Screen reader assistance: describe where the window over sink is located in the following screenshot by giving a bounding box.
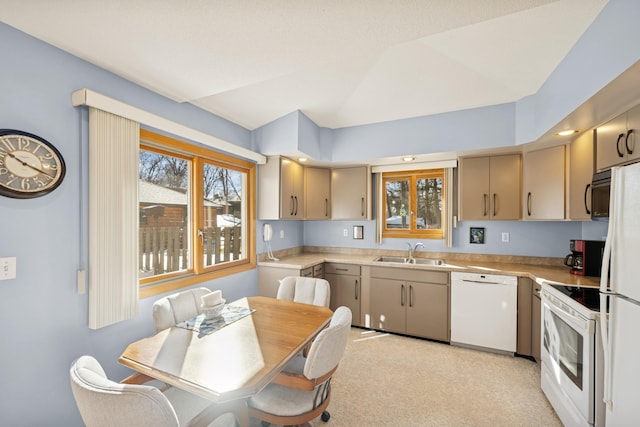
[381,169,445,239]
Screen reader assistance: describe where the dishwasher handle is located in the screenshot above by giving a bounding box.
[458,279,505,285]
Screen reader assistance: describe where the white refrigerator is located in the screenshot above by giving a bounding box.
[599,161,640,426]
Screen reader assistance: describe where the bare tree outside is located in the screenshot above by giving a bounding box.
[139,149,245,279]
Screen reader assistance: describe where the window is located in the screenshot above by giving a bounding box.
[382,169,444,239]
[139,129,255,297]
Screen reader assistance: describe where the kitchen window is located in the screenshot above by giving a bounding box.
[382,169,444,239]
[139,129,255,297]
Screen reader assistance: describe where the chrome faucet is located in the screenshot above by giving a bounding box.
[406,242,424,263]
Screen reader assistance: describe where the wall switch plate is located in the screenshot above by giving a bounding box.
[501,232,510,243]
[0,257,17,280]
[279,229,285,239]
[343,228,349,237]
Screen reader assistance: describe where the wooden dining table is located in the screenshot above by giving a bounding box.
[119,296,332,424]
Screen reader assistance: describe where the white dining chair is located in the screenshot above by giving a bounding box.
[152,287,213,332]
[247,306,351,426]
[70,355,245,427]
[276,276,331,307]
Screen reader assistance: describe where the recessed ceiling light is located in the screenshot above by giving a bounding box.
[557,129,578,136]
[402,156,415,162]
[298,157,308,162]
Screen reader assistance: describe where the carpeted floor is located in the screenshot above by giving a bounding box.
[267,327,562,427]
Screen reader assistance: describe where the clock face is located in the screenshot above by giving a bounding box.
[0,129,66,199]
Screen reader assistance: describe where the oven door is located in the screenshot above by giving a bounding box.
[541,291,596,425]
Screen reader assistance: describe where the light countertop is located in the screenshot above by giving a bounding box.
[258,251,601,288]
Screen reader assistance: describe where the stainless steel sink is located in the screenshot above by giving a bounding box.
[373,256,447,266]
[374,256,411,263]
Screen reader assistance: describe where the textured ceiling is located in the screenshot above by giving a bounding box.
[1,0,608,130]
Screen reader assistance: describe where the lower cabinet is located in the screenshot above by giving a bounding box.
[531,281,542,363]
[369,267,449,342]
[517,277,533,356]
[325,263,362,327]
[258,263,323,298]
[516,276,541,362]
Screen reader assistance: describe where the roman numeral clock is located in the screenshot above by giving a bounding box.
[0,129,65,199]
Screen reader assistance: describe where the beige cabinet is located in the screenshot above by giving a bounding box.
[523,145,566,220]
[257,263,323,297]
[325,263,362,326]
[304,167,331,219]
[531,281,541,363]
[516,277,542,362]
[331,166,371,220]
[568,131,595,220]
[369,267,449,342]
[596,104,640,171]
[258,156,304,219]
[458,154,521,220]
[517,277,532,357]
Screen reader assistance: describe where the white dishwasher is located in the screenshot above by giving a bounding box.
[450,272,518,354]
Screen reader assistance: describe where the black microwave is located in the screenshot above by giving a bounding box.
[591,169,611,220]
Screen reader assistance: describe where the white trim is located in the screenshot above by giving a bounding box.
[72,88,266,164]
[371,160,457,173]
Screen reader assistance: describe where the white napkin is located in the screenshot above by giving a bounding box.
[201,290,222,307]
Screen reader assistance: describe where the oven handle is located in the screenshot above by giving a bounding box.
[541,292,594,333]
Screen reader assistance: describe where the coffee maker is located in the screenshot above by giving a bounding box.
[564,239,605,276]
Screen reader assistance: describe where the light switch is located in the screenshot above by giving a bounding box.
[0,257,17,280]
[501,232,510,243]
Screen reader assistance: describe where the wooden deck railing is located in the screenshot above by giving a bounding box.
[139,226,241,275]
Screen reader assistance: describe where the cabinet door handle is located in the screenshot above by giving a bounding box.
[409,285,414,307]
[400,284,405,307]
[361,197,365,217]
[616,133,625,157]
[482,194,487,217]
[290,195,295,216]
[355,279,359,300]
[527,192,532,216]
[295,196,298,215]
[626,129,635,155]
[584,183,591,215]
[492,193,497,217]
[325,198,328,217]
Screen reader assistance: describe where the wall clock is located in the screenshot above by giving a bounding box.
[0,129,66,199]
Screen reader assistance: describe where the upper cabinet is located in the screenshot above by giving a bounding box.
[258,156,304,220]
[331,166,371,220]
[458,154,521,221]
[522,145,566,220]
[596,104,640,171]
[304,167,331,219]
[568,131,595,220]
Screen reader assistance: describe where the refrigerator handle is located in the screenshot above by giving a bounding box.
[599,166,617,411]
[600,293,613,411]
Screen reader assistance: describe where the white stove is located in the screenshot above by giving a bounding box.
[540,281,604,427]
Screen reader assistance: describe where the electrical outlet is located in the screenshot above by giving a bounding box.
[280,229,285,239]
[343,228,348,237]
[501,232,510,243]
[0,257,17,280]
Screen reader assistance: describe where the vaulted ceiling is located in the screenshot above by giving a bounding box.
[1,0,608,130]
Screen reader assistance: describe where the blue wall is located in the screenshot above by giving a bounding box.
[0,23,257,426]
[0,0,637,424]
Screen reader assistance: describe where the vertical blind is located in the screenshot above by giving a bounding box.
[88,108,139,329]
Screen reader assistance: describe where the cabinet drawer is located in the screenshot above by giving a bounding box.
[300,267,313,277]
[324,263,360,276]
[313,263,324,277]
